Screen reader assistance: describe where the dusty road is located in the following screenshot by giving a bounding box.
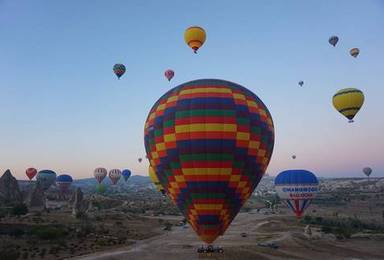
[73,213,384,260]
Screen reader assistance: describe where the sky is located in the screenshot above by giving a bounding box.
[0,0,383,179]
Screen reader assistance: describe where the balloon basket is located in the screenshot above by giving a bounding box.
[197,245,224,256]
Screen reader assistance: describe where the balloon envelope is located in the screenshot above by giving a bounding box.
[164,69,175,81]
[332,88,364,122]
[56,174,73,192]
[328,35,339,47]
[144,79,274,244]
[350,48,360,58]
[109,169,121,185]
[148,165,165,194]
[26,168,37,180]
[275,169,319,218]
[184,26,206,53]
[94,167,107,184]
[96,184,106,194]
[37,170,57,190]
[122,169,131,182]
[113,64,126,79]
[363,167,372,177]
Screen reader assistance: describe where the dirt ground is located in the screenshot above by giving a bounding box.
[72,212,384,260]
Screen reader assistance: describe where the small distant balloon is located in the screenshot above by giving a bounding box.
[328,35,339,47]
[94,167,107,184]
[37,170,57,190]
[122,169,131,182]
[184,26,206,53]
[26,168,37,180]
[298,81,304,87]
[96,184,106,194]
[350,48,360,58]
[113,64,126,79]
[332,88,364,123]
[164,69,175,82]
[363,167,372,177]
[138,158,142,163]
[56,174,73,192]
[292,155,296,159]
[109,169,121,185]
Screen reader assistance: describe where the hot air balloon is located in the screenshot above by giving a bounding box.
[109,169,121,185]
[94,167,107,184]
[122,169,131,182]
[138,158,142,163]
[164,69,175,82]
[56,174,73,192]
[363,167,372,177]
[292,155,296,159]
[298,81,304,87]
[350,48,360,58]
[36,170,57,190]
[332,88,364,123]
[96,184,106,194]
[26,168,37,181]
[275,169,319,218]
[113,64,126,79]
[184,26,206,53]
[144,79,274,244]
[328,35,339,47]
[148,165,165,195]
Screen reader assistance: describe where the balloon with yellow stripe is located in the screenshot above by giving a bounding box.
[332,88,364,123]
[144,79,274,244]
[148,165,165,195]
[184,26,206,53]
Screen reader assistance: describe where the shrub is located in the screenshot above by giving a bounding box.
[0,246,20,260]
[30,226,67,240]
[12,203,28,216]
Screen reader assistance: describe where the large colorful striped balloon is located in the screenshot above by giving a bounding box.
[275,169,319,218]
[144,79,274,244]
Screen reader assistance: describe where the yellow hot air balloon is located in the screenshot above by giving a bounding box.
[148,165,165,194]
[332,88,364,123]
[184,26,206,53]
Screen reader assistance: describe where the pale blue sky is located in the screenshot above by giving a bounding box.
[0,0,383,179]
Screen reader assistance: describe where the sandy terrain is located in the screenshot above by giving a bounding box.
[72,213,384,260]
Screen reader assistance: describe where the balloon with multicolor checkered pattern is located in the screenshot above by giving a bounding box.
[144,79,275,244]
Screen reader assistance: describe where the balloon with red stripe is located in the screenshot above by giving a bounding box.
[109,169,121,185]
[144,79,274,244]
[274,169,319,218]
[94,167,107,184]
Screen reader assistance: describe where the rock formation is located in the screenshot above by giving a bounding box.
[27,181,46,209]
[0,169,23,206]
[72,188,89,217]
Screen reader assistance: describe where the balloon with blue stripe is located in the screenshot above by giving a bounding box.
[56,174,73,192]
[122,169,131,182]
[274,169,319,218]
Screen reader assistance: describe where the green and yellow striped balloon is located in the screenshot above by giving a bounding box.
[332,88,364,123]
